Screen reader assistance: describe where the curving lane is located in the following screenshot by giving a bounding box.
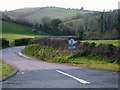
[0,46,119,88]
[1,46,79,71]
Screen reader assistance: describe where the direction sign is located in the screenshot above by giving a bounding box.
[68,39,76,51]
[68,39,76,45]
[69,46,76,49]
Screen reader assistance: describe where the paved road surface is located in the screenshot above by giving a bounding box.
[0,46,119,88]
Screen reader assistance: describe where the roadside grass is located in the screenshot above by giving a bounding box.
[0,60,15,78]
[81,40,119,46]
[22,44,69,63]
[68,56,119,71]
[22,44,119,71]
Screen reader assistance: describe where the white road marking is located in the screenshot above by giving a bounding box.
[21,72,24,74]
[18,52,30,59]
[56,70,90,84]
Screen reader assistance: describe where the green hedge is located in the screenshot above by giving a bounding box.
[0,38,9,48]
[22,43,120,71]
[22,44,70,63]
[29,37,68,50]
[14,38,32,46]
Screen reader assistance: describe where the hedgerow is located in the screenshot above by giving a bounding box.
[22,37,119,64]
[14,38,32,46]
[0,38,9,48]
[22,44,70,63]
[29,37,68,49]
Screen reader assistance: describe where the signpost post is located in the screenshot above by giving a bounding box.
[68,39,76,55]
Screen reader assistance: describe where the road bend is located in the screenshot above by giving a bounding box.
[0,46,119,88]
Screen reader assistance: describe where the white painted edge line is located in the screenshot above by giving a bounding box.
[56,70,90,84]
[21,72,24,74]
[18,52,30,59]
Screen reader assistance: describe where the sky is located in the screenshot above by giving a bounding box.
[0,0,119,11]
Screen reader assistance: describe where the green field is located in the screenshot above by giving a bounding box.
[0,60,15,78]
[2,33,41,41]
[5,7,94,23]
[81,40,119,46]
[1,20,49,41]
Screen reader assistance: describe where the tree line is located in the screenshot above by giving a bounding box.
[1,9,120,40]
[64,10,119,39]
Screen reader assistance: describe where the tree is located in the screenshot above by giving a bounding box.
[118,9,120,39]
[98,11,105,33]
[76,30,84,40]
[41,17,51,27]
[41,17,51,32]
[51,19,62,28]
[80,7,84,10]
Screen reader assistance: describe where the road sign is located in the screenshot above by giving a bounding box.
[68,39,76,45]
[68,39,76,52]
[69,46,76,49]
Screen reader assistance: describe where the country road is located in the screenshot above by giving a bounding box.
[0,46,119,88]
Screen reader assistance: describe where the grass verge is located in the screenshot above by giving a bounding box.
[81,40,119,46]
[22,44,119,71]
[68,56,119,71]
[0,60,15,78]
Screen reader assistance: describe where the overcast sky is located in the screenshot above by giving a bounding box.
[0,0,119,11]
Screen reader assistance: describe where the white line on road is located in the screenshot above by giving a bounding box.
[21,72,24,74]
[18,52,30,59]
[56,70,90,84]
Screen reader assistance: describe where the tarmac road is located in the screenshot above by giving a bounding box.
[0,46,119,88]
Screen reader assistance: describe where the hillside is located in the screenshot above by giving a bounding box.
[4,7,95,23]
[1,7,118,40]
[1,20,49,40]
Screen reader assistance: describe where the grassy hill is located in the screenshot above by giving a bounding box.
[4,7,95,23]
[1,20,49,40]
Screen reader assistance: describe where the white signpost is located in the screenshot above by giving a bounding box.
[68,39,76,55]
